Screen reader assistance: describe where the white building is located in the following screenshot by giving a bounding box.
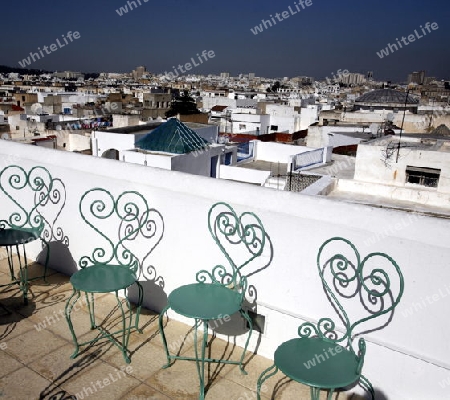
[332,134,450,208]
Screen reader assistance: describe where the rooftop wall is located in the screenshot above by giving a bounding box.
[0,140,449,399]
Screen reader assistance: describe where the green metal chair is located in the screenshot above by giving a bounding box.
[65,188,164,363]
[0,165,62,304]
[159,202,273,399]
[257,237,404,400]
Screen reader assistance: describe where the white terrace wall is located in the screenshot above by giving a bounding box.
[0,141,449,399]
[255,141,317,163]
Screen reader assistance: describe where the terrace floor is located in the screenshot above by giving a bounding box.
[0,257,362,400]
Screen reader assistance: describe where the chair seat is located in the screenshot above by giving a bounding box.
[70,264,137,293]
[0,228,39,246]
[274,337,360,389]
[168,283,242,320]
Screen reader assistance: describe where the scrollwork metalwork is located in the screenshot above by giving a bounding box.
[204,202,272,298]
[300,237,404,352]
[79,188,164,276]
[0,165,68,247]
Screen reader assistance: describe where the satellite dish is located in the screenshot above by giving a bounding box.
[30,103,43,115]
[55,125,62,131]
[386,113,395,122]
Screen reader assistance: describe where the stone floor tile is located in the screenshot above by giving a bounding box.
[204,377,269,400]
[121,383,172,399]
[0,350,23,379]
[0,310,37,342]
[0,366,55,400]
[3,326,68,364]
[28,342,102,383]
[106,339,170,382]
[61,360,141,400]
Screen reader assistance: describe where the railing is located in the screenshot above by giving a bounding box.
[236,141,255,162]
[291,148,324,171]
[0,140,450,399]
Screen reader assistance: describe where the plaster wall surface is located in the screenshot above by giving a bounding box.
[255,141,317,163]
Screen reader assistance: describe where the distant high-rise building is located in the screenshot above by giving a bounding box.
[220,72,230,78]
[132,66,147,80]
[53,71,84,79]
[248,73,256,80]
[340,72,366,85]
[408,70,426,85]
[367,71,373,80]
[424,76,437,85]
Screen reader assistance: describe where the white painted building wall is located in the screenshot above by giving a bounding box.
[120,149,172,169]
[255,141,319,164]
[347,137,450,207]
[91,130,144,157]
[112,114,141,128]
[219,164,270,185]
[1,141,450,399]
[307,125,371,148]
[201,96,237,111]
[299,106,319,130]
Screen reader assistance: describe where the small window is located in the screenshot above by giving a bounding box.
[239,124,246,130]
[270,125,278,131]
[406,166,440,188]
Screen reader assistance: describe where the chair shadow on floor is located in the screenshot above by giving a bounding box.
[38,349,104,400]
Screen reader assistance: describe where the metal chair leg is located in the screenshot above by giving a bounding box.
[360,374,375,399]
[310,387,321,400]
[159,304,172,368]
[85,292,96,329]
[256,363,278,400]
[239,309,253,374]
[6,246,15,280]
[65,288,82,359]
[115,291,131,364]
[193,318,208,400]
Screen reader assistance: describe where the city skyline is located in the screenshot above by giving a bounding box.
[1,0,449,81]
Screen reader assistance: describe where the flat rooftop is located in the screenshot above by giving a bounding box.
[364,135,450,152]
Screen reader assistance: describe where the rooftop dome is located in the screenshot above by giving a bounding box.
[431,124,450,137]
[135,118,209,154]
[355,89,419,104]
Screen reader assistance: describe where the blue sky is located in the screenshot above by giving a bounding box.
[2,0,449,81]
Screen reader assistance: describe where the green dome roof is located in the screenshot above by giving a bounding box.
[135,118,209,154]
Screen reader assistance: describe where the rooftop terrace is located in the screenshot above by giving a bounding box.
[0,257,360,400]
[0,140,449,399]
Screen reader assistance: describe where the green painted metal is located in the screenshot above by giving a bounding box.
[257,237,404,400]
[159,202,273,399]
[135,118,209,154]
[0,165,64,304]
[65,188,163,363]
